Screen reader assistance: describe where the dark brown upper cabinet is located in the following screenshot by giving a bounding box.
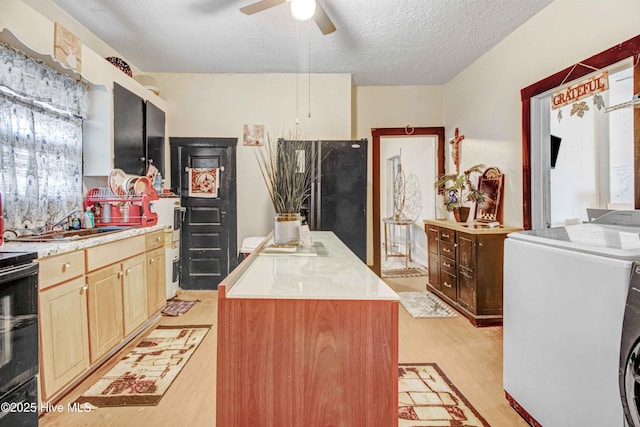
[113,83,165,177]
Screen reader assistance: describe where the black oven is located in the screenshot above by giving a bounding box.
[0,251,38,427]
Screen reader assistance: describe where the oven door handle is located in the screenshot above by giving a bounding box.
[0,262,38,285]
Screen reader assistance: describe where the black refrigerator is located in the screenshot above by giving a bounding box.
[293,139,368,262]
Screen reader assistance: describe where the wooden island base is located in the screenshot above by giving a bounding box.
[216,232,399,427]
[217,298,398,426]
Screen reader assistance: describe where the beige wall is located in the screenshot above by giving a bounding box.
[7,0,640,264]
[353,86,444,263]
[152,72,352,242]
[443,0,640,227]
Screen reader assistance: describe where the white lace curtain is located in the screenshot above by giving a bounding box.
[0,43,88,231]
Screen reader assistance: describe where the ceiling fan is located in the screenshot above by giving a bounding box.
[240,0,336,35]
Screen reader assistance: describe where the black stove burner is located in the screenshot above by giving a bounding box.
[0,251,37,269]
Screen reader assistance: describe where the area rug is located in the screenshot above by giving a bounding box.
[161,298,198,316]
[382,267,428,278]
[398,291,457,318]
[399,363,490,427]
[76,325,210,406]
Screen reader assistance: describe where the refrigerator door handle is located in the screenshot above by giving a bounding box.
[310,178,316,229]
[316,181,321,229]
[316,142,322,230]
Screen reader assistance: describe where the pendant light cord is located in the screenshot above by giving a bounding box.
[308,33,311,118]
[295,21,300,128]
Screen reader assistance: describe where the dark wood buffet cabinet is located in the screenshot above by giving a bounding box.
[424,220,521,326]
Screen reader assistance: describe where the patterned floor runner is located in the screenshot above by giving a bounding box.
[161,299,198,316]
[397,291,457,318]
[399,363,491,426]
[77,325,210,406]
[382,267,429,278]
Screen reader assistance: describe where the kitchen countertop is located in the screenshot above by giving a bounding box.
[423,219,522,234]
[1,225,165,258]
[226,231,399,300]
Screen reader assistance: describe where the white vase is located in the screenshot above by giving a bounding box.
[274,213,301,245]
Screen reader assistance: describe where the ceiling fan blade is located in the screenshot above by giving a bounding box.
[313,3,336,35]
[240,0,288,15]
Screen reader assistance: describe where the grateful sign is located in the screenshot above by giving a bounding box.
[551,71,608,110]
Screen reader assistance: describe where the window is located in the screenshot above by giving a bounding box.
[530,61,635,227]
[0,43,88,231]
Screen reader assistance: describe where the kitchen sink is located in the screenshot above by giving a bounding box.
[13,226,134,242]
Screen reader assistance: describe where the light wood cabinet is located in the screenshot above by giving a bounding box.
[424,220,520,326]
[39,276,90,400]
[122,254,148,335]
[86,263,124,363]
[146,247,166,315]
[145,229,166,315]
[37,229,167,401]
[145,229,164,250]
[39,251,85,291]
[85,235,145,272]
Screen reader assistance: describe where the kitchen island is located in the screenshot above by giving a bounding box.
[217,231,399,427]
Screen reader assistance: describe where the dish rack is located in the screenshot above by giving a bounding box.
[84,187,159,227]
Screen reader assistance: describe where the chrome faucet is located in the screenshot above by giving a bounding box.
[48,208,83,231]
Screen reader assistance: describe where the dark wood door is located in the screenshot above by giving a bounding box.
[170,137,237,290]
[145,101,165,177]
[113,83,145,175]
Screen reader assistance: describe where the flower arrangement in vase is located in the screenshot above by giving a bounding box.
[434,164,487,222]
[255,133,318,244]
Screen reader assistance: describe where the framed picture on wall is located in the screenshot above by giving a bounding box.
[243,124,265,146]
[475,167,504,223]
[54,23,82,72]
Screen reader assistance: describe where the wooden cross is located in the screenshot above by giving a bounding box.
[449,128,465,173]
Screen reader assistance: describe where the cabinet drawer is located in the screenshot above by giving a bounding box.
[86,235,145,272]
[145,230,165,251]
[439,228,455,243]
[39,251,86,290]
[440,256,456,275]
[439,241,456,258]
[441,270,457,301]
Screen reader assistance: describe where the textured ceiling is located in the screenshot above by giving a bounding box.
[47,0,552,86]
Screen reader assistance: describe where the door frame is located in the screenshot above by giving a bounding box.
[520,34,640,230]
[371,127,445,276]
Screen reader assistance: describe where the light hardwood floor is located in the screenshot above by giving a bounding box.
[40,278,528,427]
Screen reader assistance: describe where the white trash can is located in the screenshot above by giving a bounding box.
[239,236,265,260]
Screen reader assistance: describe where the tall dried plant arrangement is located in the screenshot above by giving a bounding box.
[255,134,318,214]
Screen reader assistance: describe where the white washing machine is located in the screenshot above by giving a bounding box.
[504,211,640,427]
[620,262,640,427]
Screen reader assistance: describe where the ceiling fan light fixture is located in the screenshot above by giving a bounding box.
[290,0,316,21]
